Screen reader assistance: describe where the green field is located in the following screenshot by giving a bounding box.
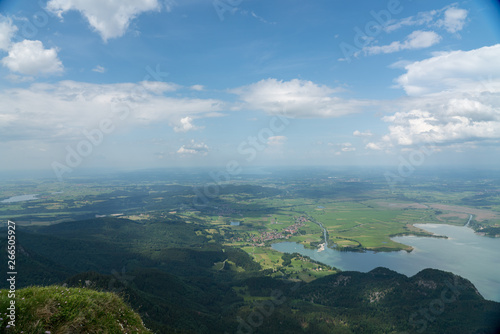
[2,170,500,278]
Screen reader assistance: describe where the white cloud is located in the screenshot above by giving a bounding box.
[232,78,366,118]
[0,15,63,77]
[353,130,373,137]
[92,65,106,73]
[4,74,35,83]
[267,135,287,146]
[139,80,179,94]
[46,0,161,41]
[362,31,441,55]
[262,135,288,157]
[177,140,209,155]
[366,142,382,150]
[385,9,437,33]
[388,60,413,69]
[190,84,204,91]
[437,7,468,33]
[163,0,176,13]
[381,103,500,146]
[0,15,17,51]
[0,81,223,142]
[340,142,355,152]
[1,40,63,76]
[404,31,442,49]
[250,11,276,25]
[354,5,467,60]
[328,142,356,153]
[174,116,199,133]
[385,5,468,34]
[372,44,500,149]
[396,44,500,96]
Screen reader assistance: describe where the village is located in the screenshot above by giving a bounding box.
[248,215,307,245]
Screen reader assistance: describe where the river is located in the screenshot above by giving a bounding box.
[272,222,500,302]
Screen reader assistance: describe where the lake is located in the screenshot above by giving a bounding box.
[272,223,500,302]
[1,194,39,203]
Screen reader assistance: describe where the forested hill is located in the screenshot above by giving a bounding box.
[1,217,499,333]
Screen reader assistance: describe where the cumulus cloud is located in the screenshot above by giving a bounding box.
[46,0,161,41]
[0,81,223,142]
[231,78,367,118]
[0,15,17,51]
[437,7,468,33]
[1,40,63,76]
[174,116,199,133]
[396,44,500,96]
[362,30,441,55]
[371,44,500,149]
[177,140,209,155]
[366,142,382,150]
[381,98,500,146]
[0,15,63,77]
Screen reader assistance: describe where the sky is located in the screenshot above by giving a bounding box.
[0,0,500,179]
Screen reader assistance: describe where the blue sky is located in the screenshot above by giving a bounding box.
[0,0,500,179]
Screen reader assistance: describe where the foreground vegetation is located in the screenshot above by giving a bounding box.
[0,286,151,333]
